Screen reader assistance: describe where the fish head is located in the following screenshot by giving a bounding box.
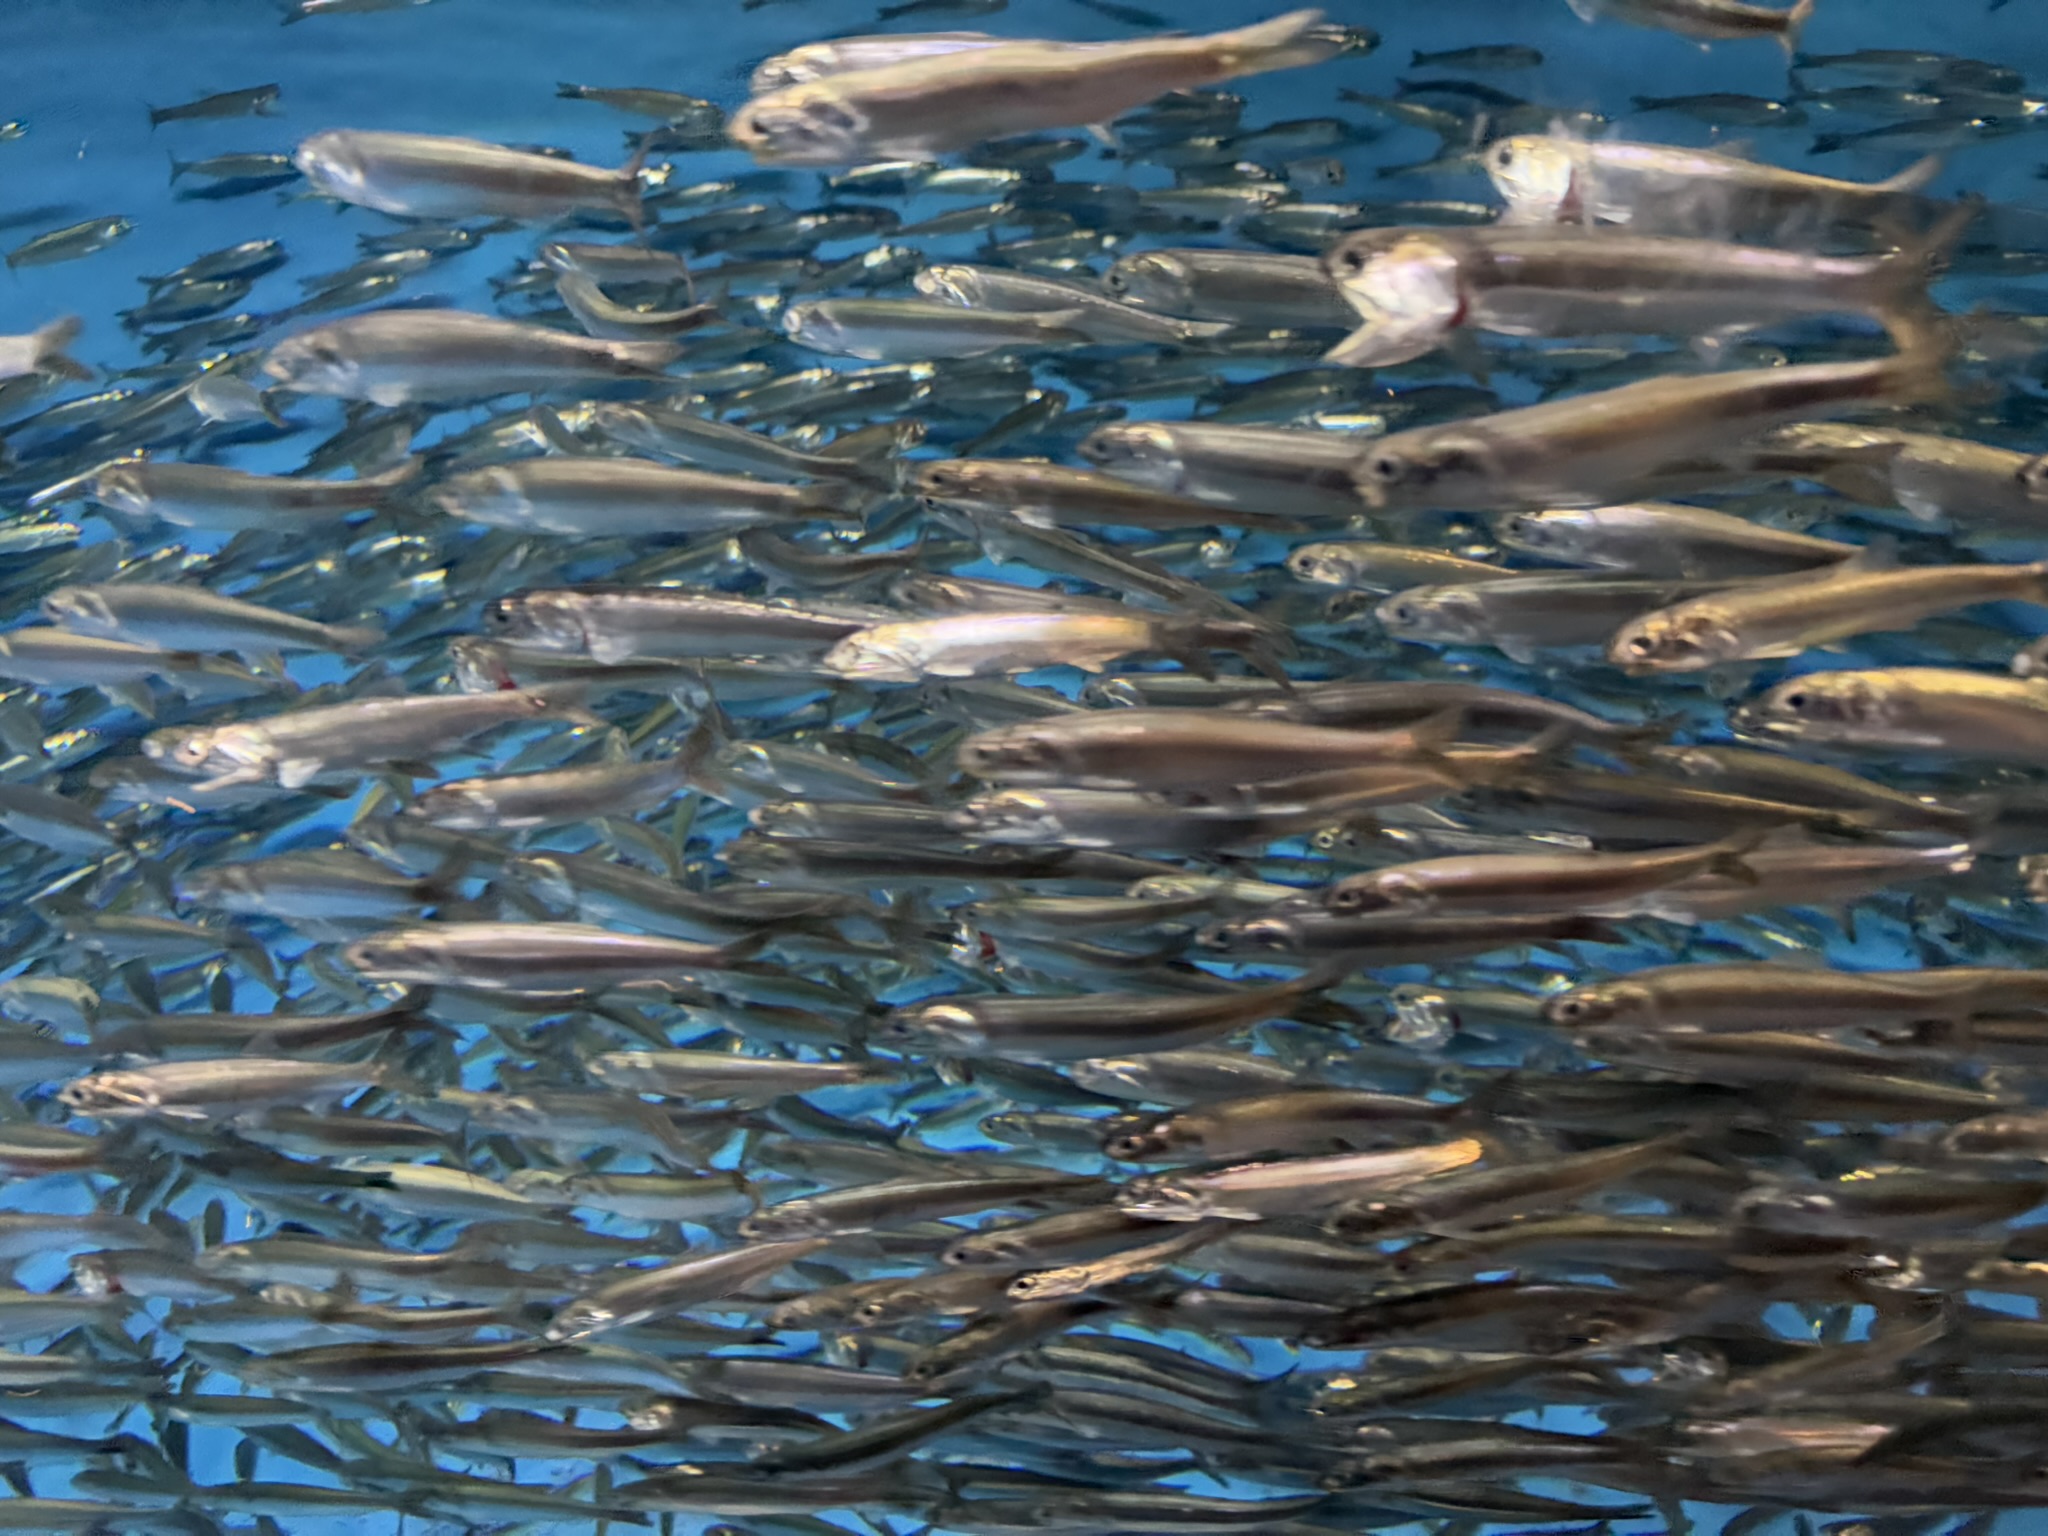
[1740,670,1898,740]
[1374,585,1485,646]
[448,639,517,693]
[341,932,443,985]
[2018,452,2048,502]
[954,727,1069,783]
[406,783,499,832]
[1323,227,1421,286]
[912,459,993,507]
[58,1071,161,1117]
[38,586,117,637]
[1325,874,1408,915]
[736,1206,827,1241]
[749,44,836,95]
[1323,236,1464,368]
[1485,134,1578,223]
[820,630,919,682]
[1541,980,1651,1029]
[293,130,374,204]
[170,866,258,908]
[142,725,232,777]
[1493,509,1588,560]
[1201,916,1300,953]
[945,791,1066,844]
[480,593,585,654]
[544,1299,614,1342]
[430,468,522,526]
[746,801,824,838]
[780,301,840,353]
[1102,1119,1187,1161]
[1114,1181,1214,1221]
[943,1225,1034,1266]
[729,88,871,167]
[1077,421,1182,490]
[911,264,980,307]
[262,326,361,397]
[1353,430,1489,511]
[1286,543,1363,587]
[88,464,152,518]
[874,1002,984,1053]
[1608,611,1736,674]
[1102,251,1196,313]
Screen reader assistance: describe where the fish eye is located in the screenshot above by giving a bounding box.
[1366,452,1407,484]
[1384,600,1417,624]
[1626,635,1656,657]
[1492,144,1515,169]
[1781,690,1808,711]
[1334,247,1367,274]
[1104,270,1128,292]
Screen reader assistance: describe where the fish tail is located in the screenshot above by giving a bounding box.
[30,316,91,382]
[1778,0,1816,58]
[1216,8,1338,74]
[1876,153,1944,196]
[796,480,877,524]
[362,455,425,503]
[325,623,387,656]
[617,138,651,234]
[605,338,684,375]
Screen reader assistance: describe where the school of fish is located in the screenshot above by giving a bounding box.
[5,0,2048,1530]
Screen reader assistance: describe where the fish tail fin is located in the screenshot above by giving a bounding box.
[795,480,875,524]
[326,623,387,656]
[1217,8,1339,74]
[1779,0,1816,57]
[363,455,425,504]
[31,316,91,382]
[617,138,651,234]
[1869,304,1959,407]
[1707,828,1769,885]
[606,338,683,375]
[1877,153,1944,196]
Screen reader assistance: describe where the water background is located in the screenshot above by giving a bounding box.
[4,0,2048,1531]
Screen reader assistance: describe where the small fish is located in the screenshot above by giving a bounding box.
[1411,43,1544,69]
[6,217,133,269]
[148,84,281,127]
[879,0,1008,18]
[553,83,724,128]
[295,129,645,224]
[732,10,1344,164]
[1565,0,1815,53]
[261,310,679,405]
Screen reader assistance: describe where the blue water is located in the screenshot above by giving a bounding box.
[1,0,2046,1532]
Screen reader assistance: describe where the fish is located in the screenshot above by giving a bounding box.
[731,10,1343,164]
[295,129,646,223]
[40,584,384,657]
[1493,503,1859,577]
[822,610,1276,682]
[1565,0,1815,53]
[1323,209,1965,367]
[148,84,281,126]
[1735,666,2048,759]
[261,310,679,404]
[88,458,420,531]
[1611,555,2048,671]
[782,298,1095,360]
[142,687,594,789]
[1354,329,1949,513]
[431,457,865,536]
[6,216,134,268]
[1486,131,1943,237]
